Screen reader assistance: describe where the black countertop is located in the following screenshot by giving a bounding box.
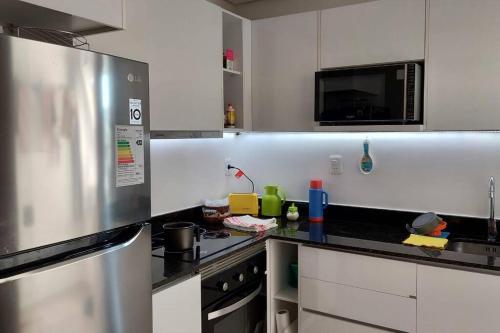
[151,204,500,292]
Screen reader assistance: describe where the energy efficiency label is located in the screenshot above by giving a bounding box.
[115,125,145,187]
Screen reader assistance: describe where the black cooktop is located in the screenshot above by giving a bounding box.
[151,223,259,288]
[152,224,256,262]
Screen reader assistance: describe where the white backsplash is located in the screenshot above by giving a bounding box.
[151,138,228,216]
[152,131,500,218]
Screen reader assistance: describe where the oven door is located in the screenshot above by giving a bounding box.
[202,279,266,333]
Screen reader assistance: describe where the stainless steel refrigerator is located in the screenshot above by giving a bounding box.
[0,35,152,332]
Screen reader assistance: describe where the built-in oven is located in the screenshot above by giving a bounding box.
[201,246,266,333]
[315,62,423,126]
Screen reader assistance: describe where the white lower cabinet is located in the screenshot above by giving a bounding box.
[291,245,500,333]
[153,275,201,333]
[299,309,392,333]
[298,246,416,333]
[417,265,500,333]
[300,277,416,332]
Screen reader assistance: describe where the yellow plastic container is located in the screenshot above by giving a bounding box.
[228,193,259,216]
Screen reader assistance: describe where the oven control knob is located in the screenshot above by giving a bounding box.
[217,281,229,292]
[250,265,259,275]
[234,273,245,282]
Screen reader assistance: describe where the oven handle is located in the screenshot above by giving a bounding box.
[207,282,262,321]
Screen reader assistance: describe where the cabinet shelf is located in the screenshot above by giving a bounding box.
[274,285,298,304]
[223,127,244,133]
[223,67,241,75]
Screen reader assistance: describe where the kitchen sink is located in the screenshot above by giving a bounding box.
[447,239,500,257]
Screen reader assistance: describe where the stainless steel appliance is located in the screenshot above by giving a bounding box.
[315,62,423,126]
[0,35,151,332]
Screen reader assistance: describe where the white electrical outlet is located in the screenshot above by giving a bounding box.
[225,158,232,176]
[329,155,343,175]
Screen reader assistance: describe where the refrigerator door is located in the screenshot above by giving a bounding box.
[0,225,152,333]
[0,35,150,255]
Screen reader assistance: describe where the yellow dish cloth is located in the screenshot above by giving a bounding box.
[403,234,448,249]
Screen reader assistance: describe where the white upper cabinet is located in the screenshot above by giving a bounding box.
[252,12,318,131]
[320,0,425,69]
[20,0,124,30]
[88,0,223,132]
[426,0,500,130]
[148,0,223,131]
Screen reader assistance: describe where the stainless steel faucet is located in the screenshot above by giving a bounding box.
[488,177,497,242]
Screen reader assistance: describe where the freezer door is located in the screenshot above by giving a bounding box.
[0,225,152,333]
[0,34,150,255]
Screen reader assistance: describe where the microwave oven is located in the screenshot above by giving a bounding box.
[314,62,423,126]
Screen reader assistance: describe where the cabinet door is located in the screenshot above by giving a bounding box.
[153,275,202,333]
[426,0,500,130]
[300,309,392,333]
[417,265,500,332]
[21,0,123,29]
[252,12,317,131]
[148,0,223,131]
[88,0,223,132]
[320,0,425,68]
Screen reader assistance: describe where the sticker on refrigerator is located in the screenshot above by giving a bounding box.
[129,98,142,125]
[115,125,145,187]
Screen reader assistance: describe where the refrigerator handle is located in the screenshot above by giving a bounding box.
[0,225,148,285]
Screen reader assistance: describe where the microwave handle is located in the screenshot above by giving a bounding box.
[207,283,262,321]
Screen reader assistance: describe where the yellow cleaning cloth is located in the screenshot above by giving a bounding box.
[403,234,448,250]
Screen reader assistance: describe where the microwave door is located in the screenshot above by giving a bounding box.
[315,63,422,125]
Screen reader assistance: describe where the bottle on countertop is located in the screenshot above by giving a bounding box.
[287,203,299,221]
[309,179,328,223]
[225,103,236,128]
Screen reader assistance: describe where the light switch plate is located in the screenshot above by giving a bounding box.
[329,155,343,175]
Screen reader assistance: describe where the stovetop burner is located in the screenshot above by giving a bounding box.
[203,231,230,239]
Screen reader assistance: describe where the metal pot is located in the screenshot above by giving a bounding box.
[162,222,200,251]
[406,212,442,235]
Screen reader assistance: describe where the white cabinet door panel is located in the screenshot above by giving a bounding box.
[417,265,500,333]
[299,246,416,297]
[299,310,392,333]
[301,277,416,333]
[252,12,317,131]
[320,0,425,68]
[153,275,201,333]
[426,0,500,130]
[148,0,223,131]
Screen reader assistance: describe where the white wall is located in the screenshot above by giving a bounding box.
[151,138,228,216]
[152,132,500,218]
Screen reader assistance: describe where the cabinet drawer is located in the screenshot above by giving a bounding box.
[299,246,416,297]
[301,277,416,333]
[300,309,392,333]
